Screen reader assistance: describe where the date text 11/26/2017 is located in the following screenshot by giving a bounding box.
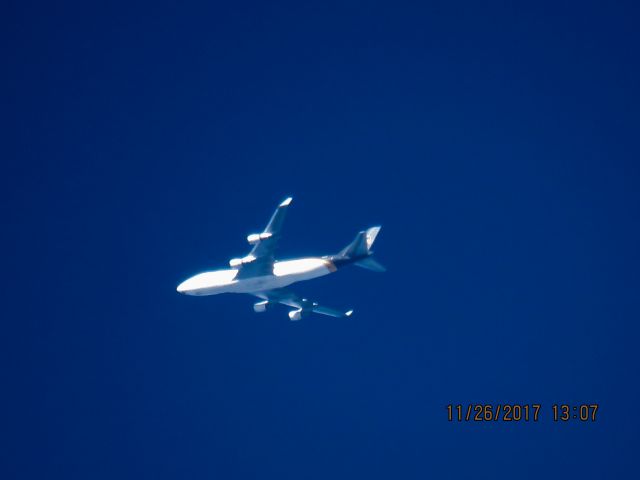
[446,404,599,422]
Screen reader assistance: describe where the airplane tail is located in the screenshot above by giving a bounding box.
[337,226,386,272]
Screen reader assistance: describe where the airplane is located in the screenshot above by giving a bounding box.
[176,197,385,320]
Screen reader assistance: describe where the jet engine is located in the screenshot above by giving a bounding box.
[253,300,271,313]
[247,232,273,245]
[288,308,307,321]
[229,254,256,268]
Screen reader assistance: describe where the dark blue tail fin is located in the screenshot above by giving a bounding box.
[337,226,385,271]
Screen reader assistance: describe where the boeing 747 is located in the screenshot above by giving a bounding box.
[176,197,384,320]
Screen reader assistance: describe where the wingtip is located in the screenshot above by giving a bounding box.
[280,197,293,207]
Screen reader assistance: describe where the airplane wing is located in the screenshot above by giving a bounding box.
[249,197,292,260]
[235,197,292,278]
[255,288,353,320]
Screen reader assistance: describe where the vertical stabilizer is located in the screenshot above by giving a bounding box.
[336,226,385,271]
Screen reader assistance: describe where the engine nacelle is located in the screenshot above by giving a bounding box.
[247,232,273,245]
[229,254,256,268]
[288,308,305,321]
[253,300,270,313]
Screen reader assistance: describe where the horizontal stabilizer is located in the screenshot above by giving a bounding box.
[354,257,386,272]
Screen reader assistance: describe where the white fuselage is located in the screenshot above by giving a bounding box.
[176,257,336,296]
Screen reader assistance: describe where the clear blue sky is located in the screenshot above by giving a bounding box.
[4,1,640,478]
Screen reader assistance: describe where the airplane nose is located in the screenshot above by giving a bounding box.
[177,281,187,293]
